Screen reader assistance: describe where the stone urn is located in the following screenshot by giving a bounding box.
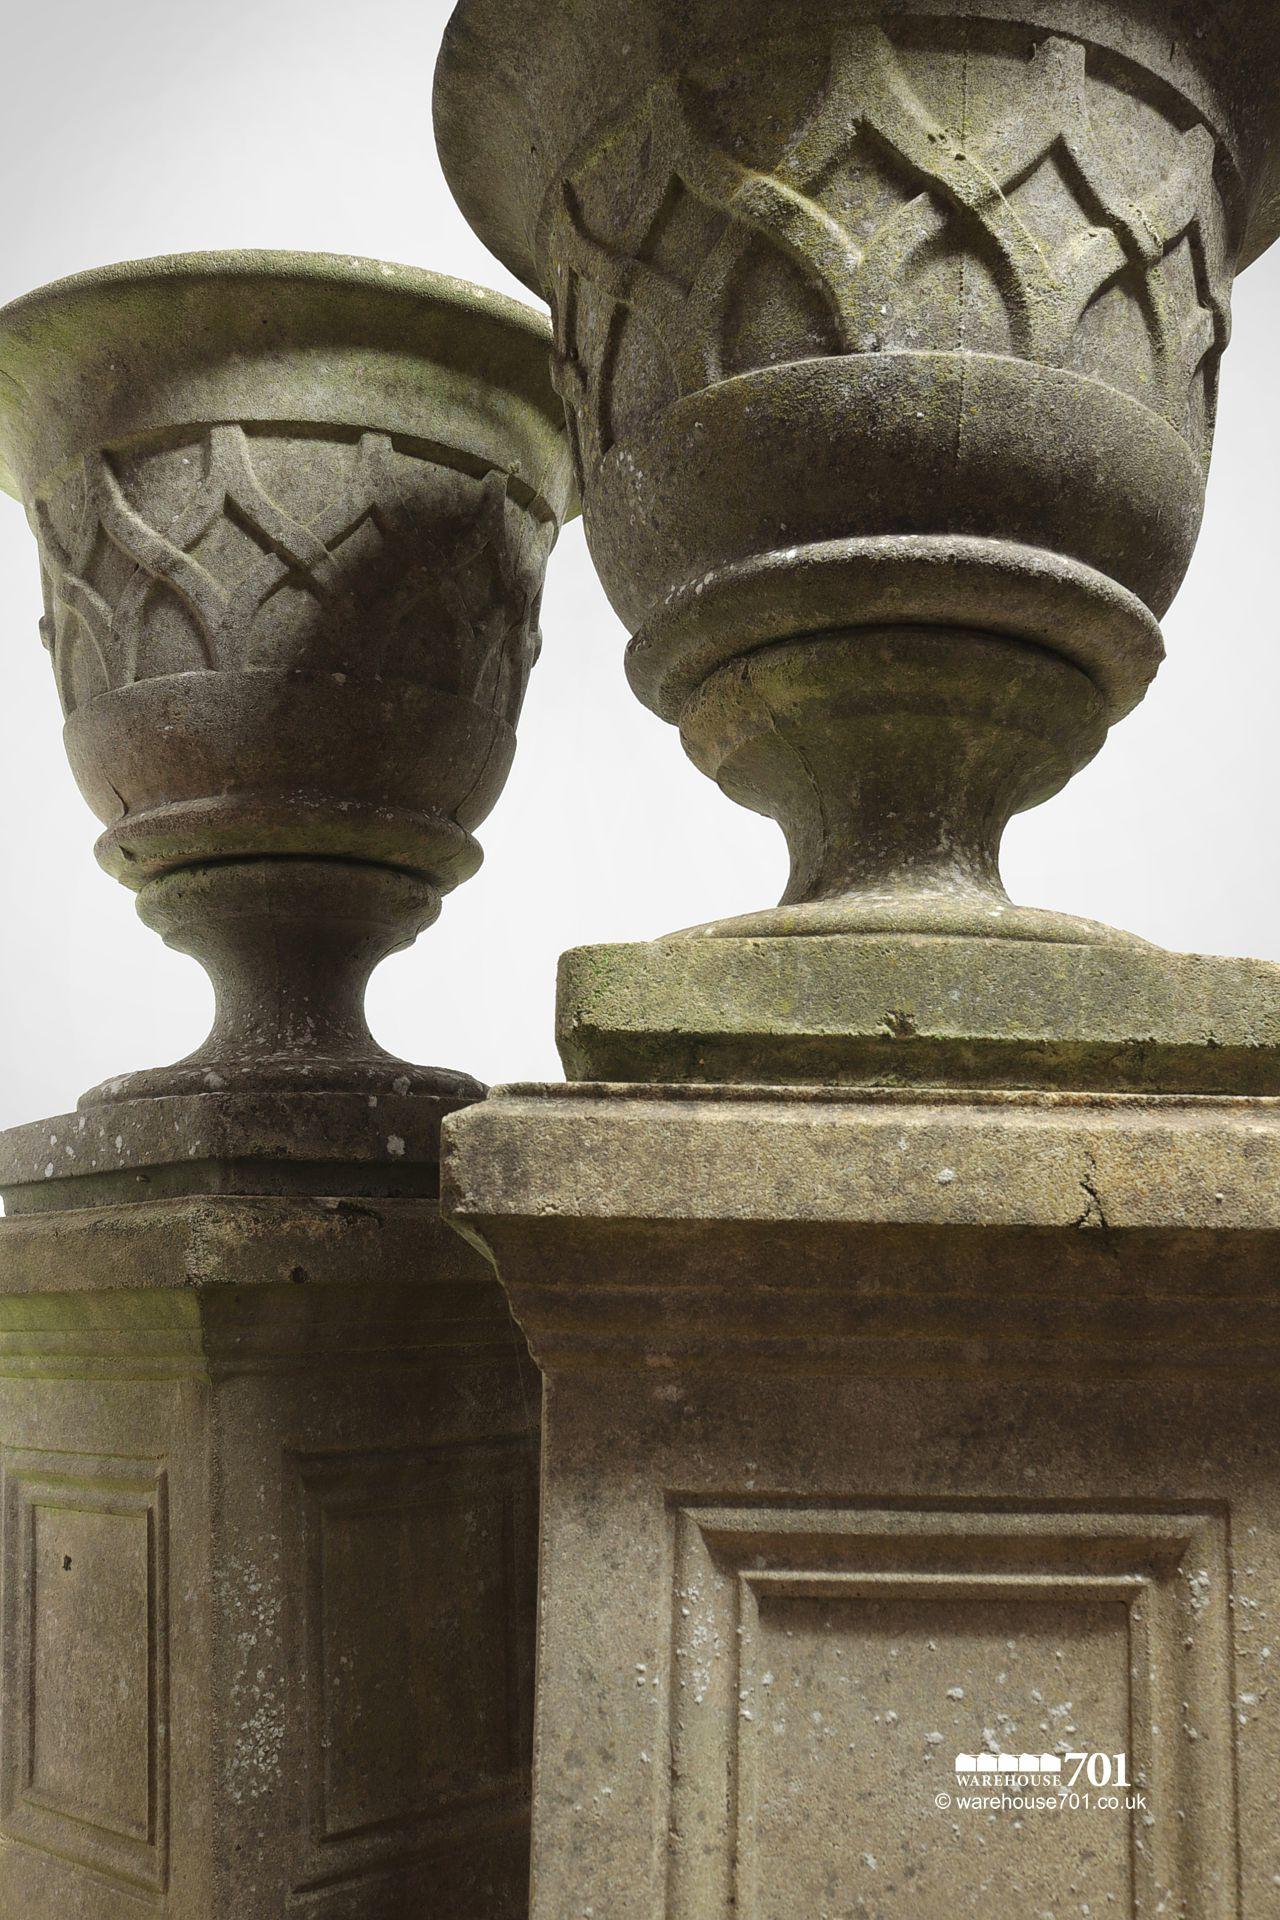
[436,1,1280,1089]
[0,252,574,1110]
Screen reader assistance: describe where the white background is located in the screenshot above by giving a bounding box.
[0,0,1277,1126]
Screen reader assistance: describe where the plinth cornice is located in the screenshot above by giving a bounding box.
[443,1085,1280,1377]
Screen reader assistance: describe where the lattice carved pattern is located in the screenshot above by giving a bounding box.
[32,425,553,719]
[548,26,1234,479]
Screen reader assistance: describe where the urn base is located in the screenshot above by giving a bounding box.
[556,934,1280,1095]
[0,1087,468,1215]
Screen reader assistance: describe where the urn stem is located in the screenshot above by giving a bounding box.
[679,625,1109,940]
[81,859,452,1104]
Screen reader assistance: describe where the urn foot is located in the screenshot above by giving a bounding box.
[673,623,1123,945]
[82,859,482,1107]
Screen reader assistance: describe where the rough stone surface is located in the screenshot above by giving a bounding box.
[0,251,574,1105]
[443,1082,1280,1918]
[0,1194,539,1920]
[437,1,1280,1072]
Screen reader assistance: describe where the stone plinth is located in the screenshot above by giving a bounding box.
[0,1181,538,1920]
[444,1084,1280,1918]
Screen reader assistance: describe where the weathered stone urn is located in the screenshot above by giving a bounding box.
[0,251,574,1114]
[436,0,1280,1088]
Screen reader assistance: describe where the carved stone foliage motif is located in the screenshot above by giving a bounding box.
[547,21,1236,483]
[32,424,554,720]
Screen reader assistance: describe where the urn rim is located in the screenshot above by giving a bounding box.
[0,248,571,508]
[433,0,1280,293]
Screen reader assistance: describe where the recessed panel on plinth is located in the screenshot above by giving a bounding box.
[0,1450,169,1899]
[289,1439,536,1901]
[667,1504,1233,1920]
